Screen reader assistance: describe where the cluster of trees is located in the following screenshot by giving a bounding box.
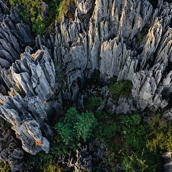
[9,0,72,34]
[27,104,172,171]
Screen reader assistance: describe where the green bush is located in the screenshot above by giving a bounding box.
[85,96,103,112]
[9,0,72,35]
[55,122,73,145]
[26,108,169,171]
[94,112,163,171]
[74,112,97,142]
[27,107,97,171]
[122,152,148,172]
[120,114,147,150]
[146,114,172,152]
[55,107,97,143]
[57,0,75,21]
[108,80,133,100]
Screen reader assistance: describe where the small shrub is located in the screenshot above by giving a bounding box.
[74,112,97,142]
[57,0,75,21]
[43,164,62,172]
[55,107,97,144]
[55,123,73,145]
[96,123,118,141]
[120,114,141,126]
[108,80,133,100]
[146,114,172,152]
[85,96,103,112]
[122,153,148,172]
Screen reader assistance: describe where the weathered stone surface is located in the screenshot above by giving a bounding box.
[47,0,172,113]
[0,48,56,155]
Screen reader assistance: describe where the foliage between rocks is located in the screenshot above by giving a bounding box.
[55,107,97,143]
[85,96,103,112]
[26,107,97,171]
[9,0,73,35]
[24,78,172,171]
[108,80,133,100]
[94,111,164,171]
[1,75,170,171]
[24,103,172,171]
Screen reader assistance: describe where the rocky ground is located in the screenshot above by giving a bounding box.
[0,0,172,171]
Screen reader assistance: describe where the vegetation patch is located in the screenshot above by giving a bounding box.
[108,80,133,100]
[9,0,74,35]
[55,107,97,143]
[85,96,103,112]
[25,105,172,171]
[0,78,169,171]
[136,26,149,43]
[95,112,164,171]
[26,107,97,171]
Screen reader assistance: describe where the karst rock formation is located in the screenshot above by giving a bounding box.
[0,0,172,171]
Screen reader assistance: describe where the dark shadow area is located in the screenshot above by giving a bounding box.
[148,0,158,9]
[165,0,172,3]
[169,18,172,28]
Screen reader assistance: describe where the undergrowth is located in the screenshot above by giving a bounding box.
[25,106,171,171]
[9,0,74,35]
[108,79,133,100]
[1,78,171,171]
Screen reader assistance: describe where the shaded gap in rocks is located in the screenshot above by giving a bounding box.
[162,87,172,110]
[169,18,172,28]
[164,0,172,3]
[161,61,172,109]
[0,76,9,95]
[165,61,172,75]
[135,58,142,72]
[135,25,149,45]
[148,0,158,9]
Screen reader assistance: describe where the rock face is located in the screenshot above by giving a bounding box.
[0,48,56,155]
[0,1,57,170]
[50,0,172,113]
[0,118,24,171]
[0,0,172,171]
